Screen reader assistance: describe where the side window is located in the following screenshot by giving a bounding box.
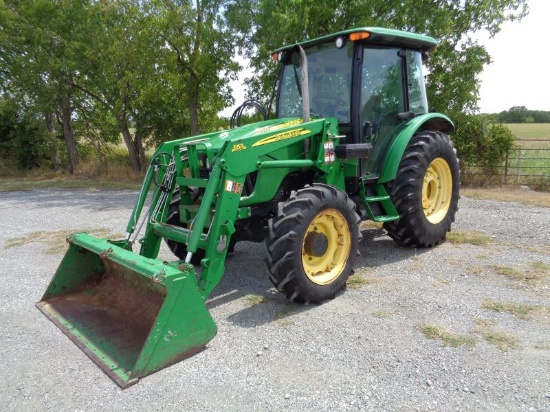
[361,48,405,140]
[406,50,428,114]
[279,65,303,118]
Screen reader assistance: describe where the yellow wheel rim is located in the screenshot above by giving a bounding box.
[302,209,351,285]
[422,157,453,224]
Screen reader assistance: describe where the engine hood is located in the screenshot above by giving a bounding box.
[175,118,305,151]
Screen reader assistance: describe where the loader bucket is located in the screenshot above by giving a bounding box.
[36,233,217,388]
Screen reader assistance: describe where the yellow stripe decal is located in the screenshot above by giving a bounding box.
[251,119,303,136]
[252,128,311,147]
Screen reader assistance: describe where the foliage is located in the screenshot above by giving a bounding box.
[496,107,550,123]
[452,113,516,172]
[427,41,490,114]
[0,0,240,172]
[0,0,96,173]
[227,0,528,113]
[0,0,533,176]
[0,97,51,173]
[148,0,240,136]
[503,123,550,139]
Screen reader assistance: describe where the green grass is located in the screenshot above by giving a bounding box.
[506,140,550,185]
[491,265,526,280]
[418,323,476,348]
[5,228,123,254]
[244,294,273,305]
[481,299,546,320]
[503,125,550,190]
[446,230,493,246]
[534,341,550,350]
[371,310,392,318]
[505,123,550,139]
[0,142,146,191]
[473,318,498,328]
[346,273,370,289]
[532,261,550,272]
[481,330,521,351]
[490,262,549,285]
[462,124,550,190]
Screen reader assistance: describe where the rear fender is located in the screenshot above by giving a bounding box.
[378,113,454,183]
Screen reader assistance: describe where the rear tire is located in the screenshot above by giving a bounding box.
[265,184,360,304]
[383,131,459,247]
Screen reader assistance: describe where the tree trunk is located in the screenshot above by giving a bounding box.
[44,112,61,171]
[188,78,200,135]
[59,96,78,174]
[134,123,147,171]
[118,116,145,172]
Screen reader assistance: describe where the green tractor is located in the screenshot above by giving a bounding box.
[37,27,459,387]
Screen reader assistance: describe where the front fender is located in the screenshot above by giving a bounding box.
[379,113,454,183]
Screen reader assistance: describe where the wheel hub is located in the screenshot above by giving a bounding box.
[302,209,351,285]
[303,232,329,257]
[422,157,452,224]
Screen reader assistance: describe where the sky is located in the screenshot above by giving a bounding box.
[222,0,549,117]
[477,0,550,113]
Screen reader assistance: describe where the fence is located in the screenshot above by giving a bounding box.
[461,139,550,190]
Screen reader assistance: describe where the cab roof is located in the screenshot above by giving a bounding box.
[274,27,438,53]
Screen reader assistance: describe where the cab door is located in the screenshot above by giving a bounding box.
[358,47,428,178]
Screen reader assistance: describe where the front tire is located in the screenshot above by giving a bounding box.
[384,131,459,247]
[265,184,360,304]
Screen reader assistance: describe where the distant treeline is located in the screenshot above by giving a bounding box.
[494,106,550,123]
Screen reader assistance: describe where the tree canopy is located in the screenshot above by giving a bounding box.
[496,107,550,123]
[0,0,240,173]
[228,0,528,114]
[0,0,529,174]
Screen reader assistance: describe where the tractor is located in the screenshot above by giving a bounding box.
[37,27,459,387]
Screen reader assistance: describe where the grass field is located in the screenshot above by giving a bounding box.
[504,123,550,139]
[490,124,550,191]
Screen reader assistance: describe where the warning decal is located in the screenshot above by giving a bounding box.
[224,180,243,194]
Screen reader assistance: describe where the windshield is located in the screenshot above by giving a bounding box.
[278,42,353,122]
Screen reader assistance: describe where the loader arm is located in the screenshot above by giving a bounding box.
[129,117,344,299]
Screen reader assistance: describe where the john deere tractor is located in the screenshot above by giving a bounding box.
[37,27,459,387]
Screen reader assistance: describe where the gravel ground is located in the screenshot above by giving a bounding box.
[1,189,549,411]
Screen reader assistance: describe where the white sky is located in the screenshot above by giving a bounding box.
[477,0,550,113]
[221,0,549,116]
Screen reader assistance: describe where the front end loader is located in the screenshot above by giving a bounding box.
[38,27,459,387]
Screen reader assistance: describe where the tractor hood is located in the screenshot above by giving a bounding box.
[176,117,306,150]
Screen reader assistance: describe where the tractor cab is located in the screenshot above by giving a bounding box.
[273,28,442,179]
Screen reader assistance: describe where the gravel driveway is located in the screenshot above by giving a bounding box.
[1,189,549,411]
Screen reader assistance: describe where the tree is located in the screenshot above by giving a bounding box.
[1,0,241,174]
[148,0,240,136]
[70,1,161,172]
[497,107,550,123]
[0,0,101,173]
[0,96,50,172]
[451,112,515,173]
[227,0,528,114]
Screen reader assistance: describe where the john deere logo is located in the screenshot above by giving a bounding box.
[231,143,247,152]
[252,128,311,147]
